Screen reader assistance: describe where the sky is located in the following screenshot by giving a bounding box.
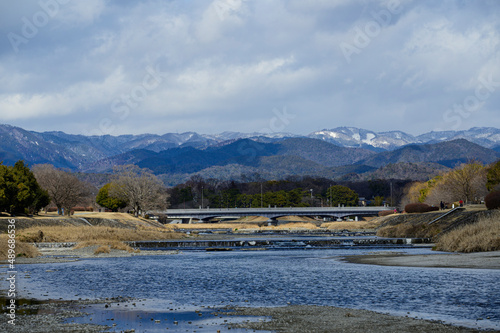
[0,0,499,137]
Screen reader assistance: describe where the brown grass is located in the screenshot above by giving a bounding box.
[171,223,260,230]
[260,223,319,230]
[376,222,443,238]
[435,212,500,252]
[321,220,382,231]
[0,235,41,260]
[12,225,175,255]
[73,240,139,253]
[93,245,111,255]
[17,225,182,243]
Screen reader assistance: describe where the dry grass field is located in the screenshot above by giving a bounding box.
[0,222,182,260]
[435,211,500,252]
[0,234,41,259]
[260,222,319,230]
[17,225,182,243]
[321,216,387,231]
[171,223,260,229]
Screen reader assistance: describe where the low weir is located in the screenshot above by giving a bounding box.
[127,237,432,250]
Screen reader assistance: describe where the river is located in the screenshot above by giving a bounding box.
[7,246,500,332]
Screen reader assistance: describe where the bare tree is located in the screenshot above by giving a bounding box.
[32,164,92,215]
[426,162,487,205]
[110,165,169,217]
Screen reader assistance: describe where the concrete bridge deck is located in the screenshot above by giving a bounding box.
[156,206,394,222]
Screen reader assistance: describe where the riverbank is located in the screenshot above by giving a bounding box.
[5,245,179,264]
[1,299,485,333]
[228,305,484,333]
[343,251,500,269]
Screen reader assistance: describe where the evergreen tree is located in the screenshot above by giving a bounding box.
[328,185,359,207]
[0,161,50,215]
[96,183,128,212]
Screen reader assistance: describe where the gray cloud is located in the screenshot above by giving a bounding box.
[0,0,499,136]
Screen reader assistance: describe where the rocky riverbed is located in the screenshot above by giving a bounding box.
[1,299,486,333]
[228,305,484,333]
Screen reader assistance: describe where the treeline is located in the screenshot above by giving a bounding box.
[400,160,500,209]
[168,176,411,209]
[0,161,96,216]
[2,159,424,216]
[0,161,170,217]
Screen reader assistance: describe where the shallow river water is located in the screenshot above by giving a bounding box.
[9,247,500,331]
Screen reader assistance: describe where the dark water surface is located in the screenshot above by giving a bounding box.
[7,248,500,331]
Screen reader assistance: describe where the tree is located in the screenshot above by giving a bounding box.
[0,164,14,213]
[425,162,487,205]
[110,165,169,217]
[0,161,49,215]
[486,160,500,191]
[441,162,487,203]
[328,185,359,207]
[33,164,91,215]
[372,196,384,206]
[96,183,128,212]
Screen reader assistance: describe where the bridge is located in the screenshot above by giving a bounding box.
[156,206,394,223]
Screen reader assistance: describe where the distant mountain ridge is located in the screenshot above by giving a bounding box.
[1,124,500,185]
[309,127,500,150]
[356,139,499,168]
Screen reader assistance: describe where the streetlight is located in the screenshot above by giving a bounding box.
[201,186,204,209]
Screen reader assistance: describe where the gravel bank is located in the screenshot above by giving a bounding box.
[1,298,115,333]
[343,251,500,269]
[2,301,485,333]
[8,245,179,264]
[228,305,484,333]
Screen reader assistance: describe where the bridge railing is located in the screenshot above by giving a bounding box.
[154,206,394,215]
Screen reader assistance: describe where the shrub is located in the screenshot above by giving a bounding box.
[405,203,431,213]
[94,245,110,255]
[427,206,439,212]
[0,235,41,259]
[378,210,394,217]
[485,191,500,210]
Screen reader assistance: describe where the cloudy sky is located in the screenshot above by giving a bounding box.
[0,0,499,137]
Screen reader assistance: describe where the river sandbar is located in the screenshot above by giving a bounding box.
[342,251,500,269]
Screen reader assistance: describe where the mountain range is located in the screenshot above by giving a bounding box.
[1,124,499,184]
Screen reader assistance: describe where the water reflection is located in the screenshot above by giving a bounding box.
[66,303,269,333]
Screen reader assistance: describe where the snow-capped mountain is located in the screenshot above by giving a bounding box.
[2,123,500,172]
[209,131,298,141]
[416,127,500,148]
[308,127,420,150]
[308,127,500,150]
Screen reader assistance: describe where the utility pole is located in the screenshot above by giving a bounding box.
[261,183,263,208]
[201,186,204,209]
[330,185,333,207]
[390,181,393,207]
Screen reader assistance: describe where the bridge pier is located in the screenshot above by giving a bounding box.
[160,207,395,224]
